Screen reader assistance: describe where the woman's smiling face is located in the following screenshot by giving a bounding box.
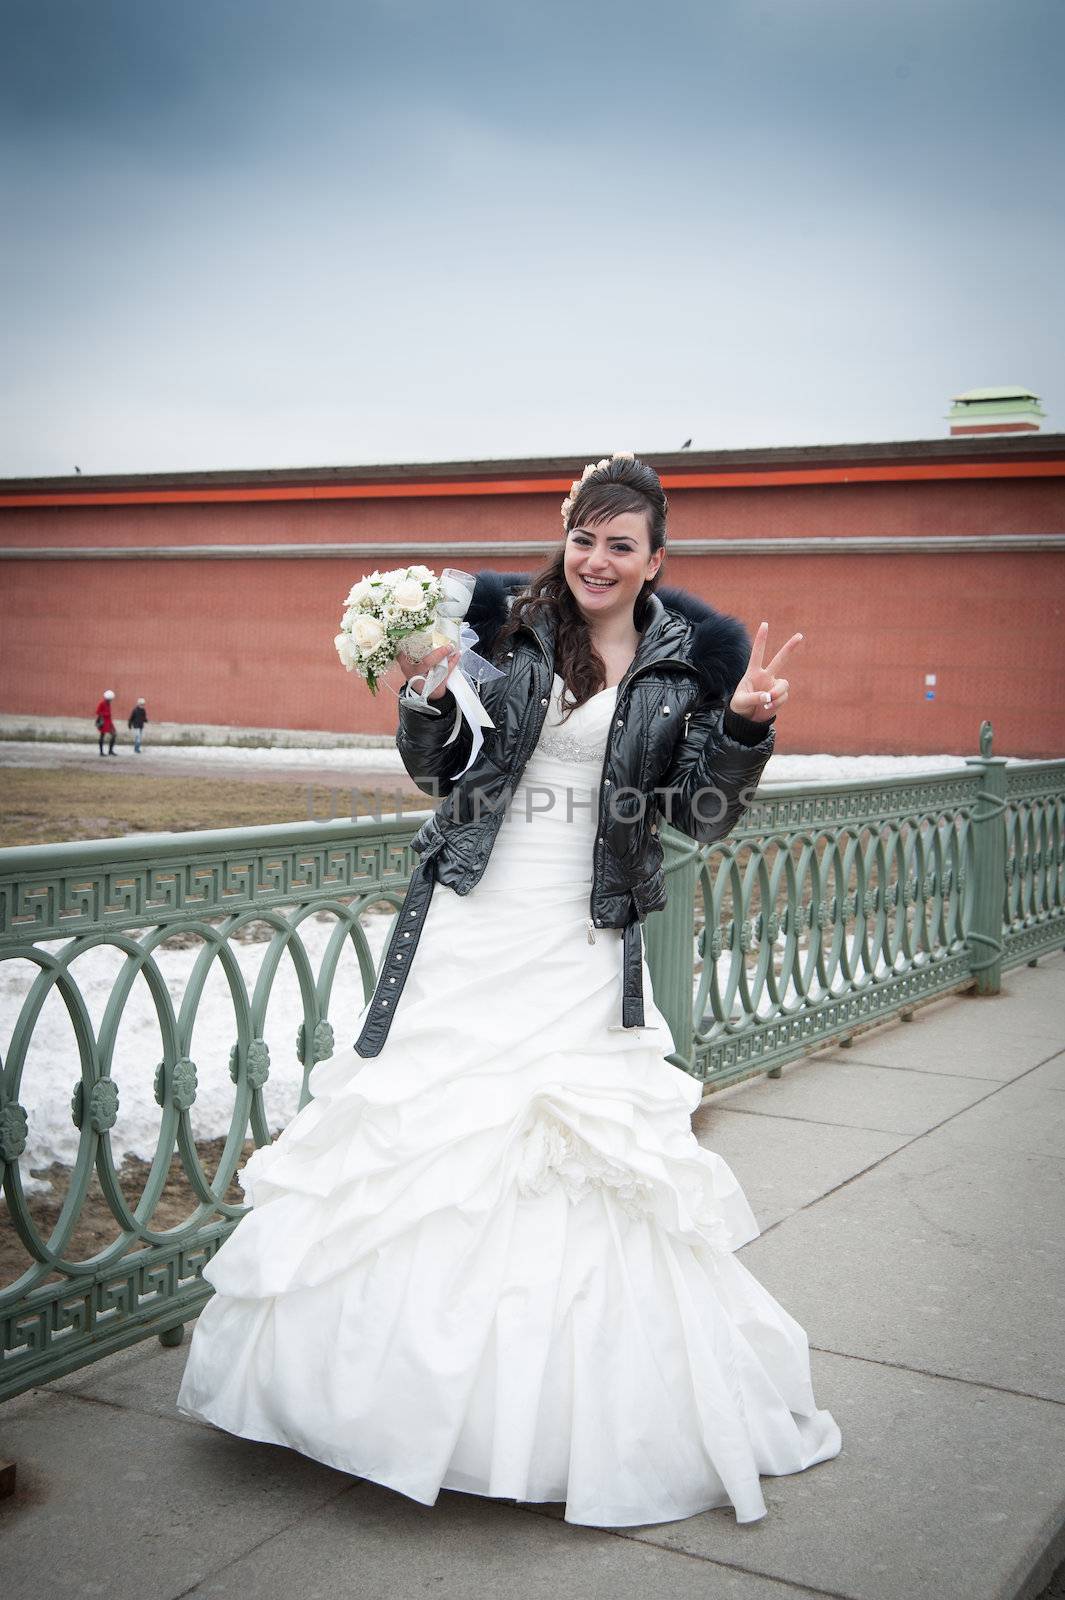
[563,510,663,625]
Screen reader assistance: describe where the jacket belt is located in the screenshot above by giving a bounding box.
[354,855,438,1058]
[621,919,646,1029]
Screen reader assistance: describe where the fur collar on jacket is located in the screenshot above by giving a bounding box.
[465,569,752,706]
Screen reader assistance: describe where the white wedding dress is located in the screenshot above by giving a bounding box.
[176,675,841,1526]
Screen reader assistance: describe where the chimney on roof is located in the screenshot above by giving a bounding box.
[946,386,1045,436]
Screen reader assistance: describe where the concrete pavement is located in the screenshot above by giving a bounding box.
[0,714,396,748]
[2,953,1064,1600]
[0,735,420,792]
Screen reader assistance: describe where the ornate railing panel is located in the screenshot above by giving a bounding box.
[1,726,1062,1399]
[653,772,979,1085]
[641,726,1065,1085]
[0,816,421,1401]
[1003,759,1065,968]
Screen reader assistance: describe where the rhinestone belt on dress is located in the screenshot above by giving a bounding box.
[536,727,609,763]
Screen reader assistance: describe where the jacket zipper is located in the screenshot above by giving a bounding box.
[465,632,549,878]
[512,626,556,788]
[589,658,691,932]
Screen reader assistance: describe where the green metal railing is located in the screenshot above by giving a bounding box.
[643,723,1063,1084]
[1,722,1062,1400]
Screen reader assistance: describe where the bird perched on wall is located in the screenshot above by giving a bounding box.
[679,439,692,450]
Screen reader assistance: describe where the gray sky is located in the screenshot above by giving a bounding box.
[2,0,1062,478]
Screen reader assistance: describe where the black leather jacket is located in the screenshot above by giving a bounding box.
[354,571,775,1057]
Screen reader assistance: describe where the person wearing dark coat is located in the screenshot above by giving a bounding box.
[128,698,148,753]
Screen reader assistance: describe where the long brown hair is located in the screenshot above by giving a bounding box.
[495,455,668,722]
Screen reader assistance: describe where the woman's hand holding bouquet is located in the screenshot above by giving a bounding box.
[395,639,462,702]
[334,565,503,777]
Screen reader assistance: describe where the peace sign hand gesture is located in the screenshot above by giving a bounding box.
[729,621,803,724]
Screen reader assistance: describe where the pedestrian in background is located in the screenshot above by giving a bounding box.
[128,697,148,753]
[95,689,117,757]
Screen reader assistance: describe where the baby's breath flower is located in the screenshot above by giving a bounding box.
[335,565,445,692]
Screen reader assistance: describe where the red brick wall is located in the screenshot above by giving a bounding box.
[2,475,1063,756]
[0,474,1060,547]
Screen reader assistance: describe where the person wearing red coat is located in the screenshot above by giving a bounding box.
[95,689,117,756]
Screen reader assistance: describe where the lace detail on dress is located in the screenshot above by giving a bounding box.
[534,678,615,765]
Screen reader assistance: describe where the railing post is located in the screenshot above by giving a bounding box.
[643,827,699,1072]
[964,721,1008,995]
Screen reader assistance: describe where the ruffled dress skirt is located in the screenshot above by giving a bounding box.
[176,677,842,1525]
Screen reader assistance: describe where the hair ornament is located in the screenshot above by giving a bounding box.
[561,449,638,529]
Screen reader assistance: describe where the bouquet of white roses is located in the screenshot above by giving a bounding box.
[334,565,442,692]
[334,564,506,780]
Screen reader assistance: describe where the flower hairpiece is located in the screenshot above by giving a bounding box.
[561,450,636,529]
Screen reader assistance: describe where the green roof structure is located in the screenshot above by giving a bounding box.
[947,387,1045,434]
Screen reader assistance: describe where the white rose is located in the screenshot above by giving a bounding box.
[596,457,610,471]
[345,578,373,607]
[392,577,427,612]
[612,449,634,461]
[351,614,386,655]
[407,564,435,582]
[580,462,597,483]
[335,632,360,671]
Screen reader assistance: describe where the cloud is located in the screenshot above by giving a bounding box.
[1,0,1062,474]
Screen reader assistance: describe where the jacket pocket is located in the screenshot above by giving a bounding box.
[631,869,666,918]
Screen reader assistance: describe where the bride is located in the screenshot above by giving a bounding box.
[176,451,842,1526]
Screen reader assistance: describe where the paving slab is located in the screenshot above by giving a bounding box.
[711,1053,994,1135]
[813,968,1065,1082]
[183,1471,823,1600]
[692,1102,908,1228]
[0,1388,354,1600]
[46,1326,202,1423]
[734,1117,1065,1402]
[923,1053,1065,1160]
[6,1356,835,1600]
[620,1348,1065,1600]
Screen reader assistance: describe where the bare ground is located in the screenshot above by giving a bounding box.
[1,1136,261,1287]
[0,766,425,848]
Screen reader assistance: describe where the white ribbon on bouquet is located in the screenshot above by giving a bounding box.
[401,568,506,779]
